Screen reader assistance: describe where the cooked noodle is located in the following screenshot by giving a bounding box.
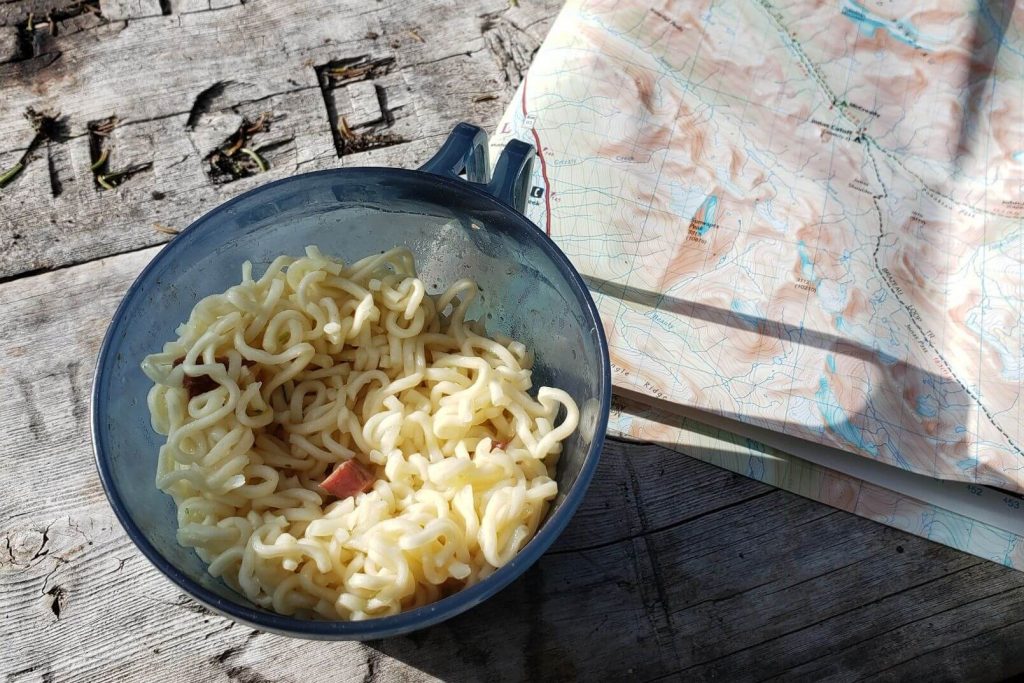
[142,246,579,619]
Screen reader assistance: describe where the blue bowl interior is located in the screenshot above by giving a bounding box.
[93,168,610,639]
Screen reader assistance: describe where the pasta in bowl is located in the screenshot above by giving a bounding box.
[142,246,579,620]
[92,123,610,639]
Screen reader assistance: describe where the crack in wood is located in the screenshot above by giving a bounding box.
[361,648,382,683]
[402,50,473,69]
[8,664,54,683]
[203,621,235,640]
[201,627,268,683]
[624,455,684,665]
[29,520,57,563]
[0,239,158,286]
[2,536,14,566]
[549,489,778,555]
[224,666,275,683]
[47,584,66,619]
[678,560,987,675]
[213,646,241,664]
[481,15,537,92]
[856,608,1024,680]
[780,563,1022,678]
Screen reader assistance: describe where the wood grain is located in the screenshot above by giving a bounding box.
[4,247,1024,681]
[0,0,554,281]
[4,1,1024,680]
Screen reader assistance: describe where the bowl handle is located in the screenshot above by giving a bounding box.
[420,123,536,214]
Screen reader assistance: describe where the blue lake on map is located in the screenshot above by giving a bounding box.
[916,394,939,418]
[840,0,932,50]
[815,376,880,456]
[796,240,817,283]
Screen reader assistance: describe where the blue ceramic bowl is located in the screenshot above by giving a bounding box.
[92,123,611,639]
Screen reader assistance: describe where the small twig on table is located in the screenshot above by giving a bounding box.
[239,148,267,172]
[89,149,109,172]
[92,118,118,136]
[245,114,267,135]
[0,162,25,188]
[222,137,244,157]
[328,64,373,80]
[97,162,153,190]
[338,117,356,142]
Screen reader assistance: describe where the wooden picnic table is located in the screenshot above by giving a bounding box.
[2,1,1024,680]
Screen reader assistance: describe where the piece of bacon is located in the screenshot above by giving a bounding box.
[320,460,375,499]
[175,356,248,397]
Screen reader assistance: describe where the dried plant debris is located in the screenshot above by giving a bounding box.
[319,56,394,86]
[206,114,271,184]
[0,108,67,189]
[336,116,404,156]
[88,116,152,190]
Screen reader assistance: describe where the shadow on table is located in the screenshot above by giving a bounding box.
[357,431,970,681]
[360,434,784,682]
[581,275,978,482]
[361,268,991,679]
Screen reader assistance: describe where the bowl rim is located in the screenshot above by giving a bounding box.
[91,165,612,639]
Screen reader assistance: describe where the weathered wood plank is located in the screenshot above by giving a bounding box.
[5,4,1024,674]
[3,247,1024,681]
[773,560,1024,681]
[0,0,554,281]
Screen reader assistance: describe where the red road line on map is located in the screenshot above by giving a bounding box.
[521,73,552,236]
